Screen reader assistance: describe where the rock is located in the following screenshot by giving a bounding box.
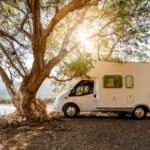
[7,118,13,125]
[113,145,120,150]
[17,118,22,123]
[4,111,27,124]
[22,118,27,121]
[2,140,5,144]
[17,126,31,131]
[147,130,150,134]
[46,130,56,139]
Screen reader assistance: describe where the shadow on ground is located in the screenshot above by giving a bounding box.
[1,114,150,150]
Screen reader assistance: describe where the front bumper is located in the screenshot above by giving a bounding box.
[54,104,62,112]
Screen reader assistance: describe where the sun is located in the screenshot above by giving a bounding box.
[77,30,93,52]
[77,31,89,41]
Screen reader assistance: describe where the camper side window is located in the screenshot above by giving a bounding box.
[125,75,134,88]
[103,75,123,88]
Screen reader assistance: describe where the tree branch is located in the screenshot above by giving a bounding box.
[40,0,99,45]
[0,30,22,46]
[19,13,31,39]
[0,43,24,78]
[105,31,127,61]
[104,38,120,61]
[26,0,32,13]
[6,12,31,39]
[0,66,17,98]
[4,37,27,75]
[40,2,55,9]
[1,2,31,39]
[46,7,89,72]
[8,67,14,83]
[6,2,26,15]
[47,76,73,82]
[31,0,42,39]
[46,13,118,75]
[97,43,102,61]
[55,0,60,14]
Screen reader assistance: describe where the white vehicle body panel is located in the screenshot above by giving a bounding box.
[54,62,150,113]
[89,62,150,110]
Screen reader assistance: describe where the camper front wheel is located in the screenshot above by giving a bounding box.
[133,107,146,119]
[63,103,79,118]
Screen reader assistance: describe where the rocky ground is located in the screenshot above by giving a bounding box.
[1,113,150,150]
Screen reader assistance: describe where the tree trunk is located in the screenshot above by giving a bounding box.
[0,57,49,122]
[16,69,49,121]
[0,0,100,122]
[13,92,48,121]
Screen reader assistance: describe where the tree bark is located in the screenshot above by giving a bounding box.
[0,0,99,122]
[0,66,24,116]
[17,64,49,121]
[0,64,48,121]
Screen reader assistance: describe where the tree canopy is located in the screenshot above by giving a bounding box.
[0,0,150,120]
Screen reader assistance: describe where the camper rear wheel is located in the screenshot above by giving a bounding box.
[63,103,79,118]
[133,106,147,119]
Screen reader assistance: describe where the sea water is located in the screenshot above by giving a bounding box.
[0,104,54,115]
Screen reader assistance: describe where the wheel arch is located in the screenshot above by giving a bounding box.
[133,104,149,113]
[62,102,80,113]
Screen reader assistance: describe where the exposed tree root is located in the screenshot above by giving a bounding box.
[22,97,49,122]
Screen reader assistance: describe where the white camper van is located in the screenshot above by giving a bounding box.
[54,62,150,119]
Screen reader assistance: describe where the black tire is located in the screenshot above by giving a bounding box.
[63,103,79,118]
[133,107,146,119]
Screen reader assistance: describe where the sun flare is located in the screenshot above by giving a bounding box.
[77,31,93,52]
[77,31,89,41]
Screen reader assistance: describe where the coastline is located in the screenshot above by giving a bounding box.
[0,104,54,115]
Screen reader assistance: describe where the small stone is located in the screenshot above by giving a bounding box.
[113,145,120,150]
[147,130,150,134]
[2,140,5,144]
[23,118,27,121]
[18,118,22,123]
[17,126,31,131]
[7,118,13,125]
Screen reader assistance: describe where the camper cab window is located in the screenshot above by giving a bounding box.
[103,75,123,88]
[125,75,134,88]
[69,80,94,96]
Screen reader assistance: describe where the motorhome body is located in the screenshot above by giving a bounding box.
[54,61,150,118]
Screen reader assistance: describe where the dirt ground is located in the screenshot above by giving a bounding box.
[1,113,150,150]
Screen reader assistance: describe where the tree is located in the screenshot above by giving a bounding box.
[0,0,149,121]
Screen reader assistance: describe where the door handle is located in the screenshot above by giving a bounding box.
[94,94,96,98]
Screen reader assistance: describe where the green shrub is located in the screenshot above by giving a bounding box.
[0,99,12,104]
[0,98,56,104]
[42,97,55,104]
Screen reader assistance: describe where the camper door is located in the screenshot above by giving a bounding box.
[69,80,96,111]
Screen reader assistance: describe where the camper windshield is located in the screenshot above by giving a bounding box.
[69,80,94,96]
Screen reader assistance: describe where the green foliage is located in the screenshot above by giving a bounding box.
[1,0,150,95]
[109,57,123,63]
[65,52,94,78]
[0,0,31,79]
[0,99,12,104]
[42,97,55,104]
[0,98,55,104]
[46,0,150,94]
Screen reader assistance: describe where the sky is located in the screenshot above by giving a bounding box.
[0,78,6,91]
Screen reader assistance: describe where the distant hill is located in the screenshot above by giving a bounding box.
[36,80,57,98]
[0,79,57,99]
